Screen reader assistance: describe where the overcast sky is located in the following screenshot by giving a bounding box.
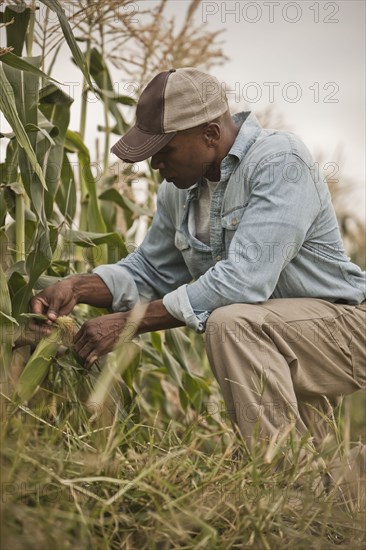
[161,0,365,217]
[1,0,365,219]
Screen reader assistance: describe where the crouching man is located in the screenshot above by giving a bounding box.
[31,68,366,454]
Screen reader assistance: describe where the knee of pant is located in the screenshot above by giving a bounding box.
[205,303,267,349]
[206,304,244,337]
[206,303,268,328]
[206,304,237,329]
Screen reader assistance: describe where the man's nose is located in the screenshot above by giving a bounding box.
[151,154,165,170]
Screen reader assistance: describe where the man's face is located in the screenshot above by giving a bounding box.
[150,128,217,189]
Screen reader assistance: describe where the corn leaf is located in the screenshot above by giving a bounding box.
[0,63,47,190]
[0,190,7,225]
[15,316,76,402]
[94,88,136,105]
[64,130,108,264]
[26,226,52,289]
[88,341,141,413]
[164,329,192,373]
[2,57,49,227]
[39,0,93,90]
[15,338,58,402]
[39,84,73,216]
[12,226,52,318]
[1,4,31,56]
[99,188,154,218]
[89,47,129,134]
[55,152,76,222]
[0,263,16,379]
[62,228,128,260]
[162,348,184,388]
[2,136,18,184]
[0,51,61,84]
[65,130,106,232]
[182,372,210,411]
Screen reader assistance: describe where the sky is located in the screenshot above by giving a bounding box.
[160,0,366,218]
[1,0,365,219]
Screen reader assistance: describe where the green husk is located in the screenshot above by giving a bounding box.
[15,316,76,403]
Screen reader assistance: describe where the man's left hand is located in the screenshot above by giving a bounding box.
[73,312,134,369]
[72,300,184,369]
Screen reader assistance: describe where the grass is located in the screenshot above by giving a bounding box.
[1,381,365,549]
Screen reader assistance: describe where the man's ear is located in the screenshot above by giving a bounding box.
[203,122,221,147]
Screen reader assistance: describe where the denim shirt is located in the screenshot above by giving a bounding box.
[94,112,366,332]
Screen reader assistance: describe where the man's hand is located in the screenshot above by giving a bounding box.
[31,279,79,323]
[24,274,114,345]
[73,300,184,368]
[30,274,113,323]
[73,312,132,368]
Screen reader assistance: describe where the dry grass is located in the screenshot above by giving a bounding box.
[1,366,365,549]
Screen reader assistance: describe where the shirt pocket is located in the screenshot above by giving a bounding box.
[323,312,365,388]
[221,205,247,252]
[221,204,247,230]
[174,230,212,279]
[174,230,190,251]
[348,305,366,387]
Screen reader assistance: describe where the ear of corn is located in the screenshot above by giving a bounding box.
[15,316,76,403]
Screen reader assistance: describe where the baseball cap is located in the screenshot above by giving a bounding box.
[111,67,228,163]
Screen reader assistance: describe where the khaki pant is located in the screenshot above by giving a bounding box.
[205,298,366,451]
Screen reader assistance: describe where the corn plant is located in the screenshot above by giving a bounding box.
[0,0,222,423]
[0,3,365,548]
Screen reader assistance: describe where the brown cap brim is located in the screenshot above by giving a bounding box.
[111,125,177,163]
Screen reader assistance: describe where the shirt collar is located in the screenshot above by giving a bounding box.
[220,111,262,181]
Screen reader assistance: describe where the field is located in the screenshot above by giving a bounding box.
[1,371,366,548]
[1,1,365,548]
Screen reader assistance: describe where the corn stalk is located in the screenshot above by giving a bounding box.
[0,0,231,418]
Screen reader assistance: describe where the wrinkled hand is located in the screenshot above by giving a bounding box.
[73,312,134,368]
[27,274,113,344]
[30,279,78,324]
[25,279,78,342]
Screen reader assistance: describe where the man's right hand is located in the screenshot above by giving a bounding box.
[30,274,113,323]
[12,274,114,347]
[30,278,79,323]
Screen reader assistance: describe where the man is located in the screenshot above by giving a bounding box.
[31,68,366,451]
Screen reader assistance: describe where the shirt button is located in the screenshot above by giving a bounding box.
[231,218,238,226]
[216,255,222,261]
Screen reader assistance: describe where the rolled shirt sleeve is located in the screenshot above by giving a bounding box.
[163,284,208,333]
[93,263,141,312]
